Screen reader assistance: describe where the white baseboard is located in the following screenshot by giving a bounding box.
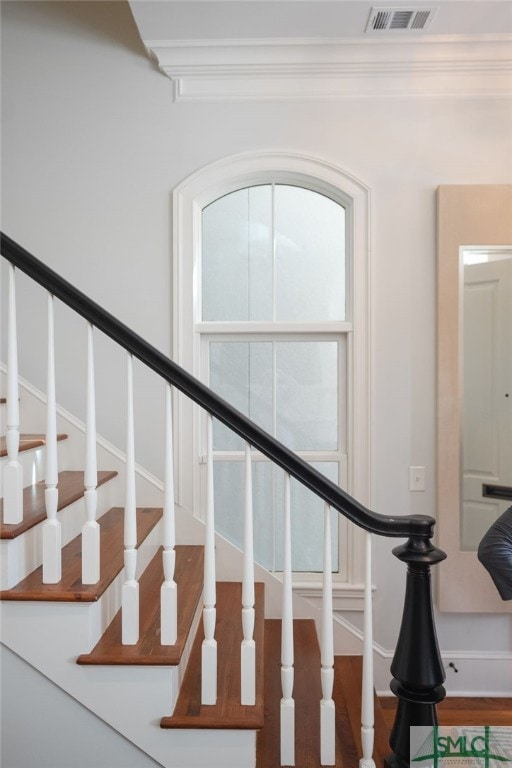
[336,612,512,697]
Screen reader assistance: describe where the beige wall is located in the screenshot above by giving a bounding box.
[437,185,512,613]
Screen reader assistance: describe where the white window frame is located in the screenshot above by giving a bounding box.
[172,151,371,608]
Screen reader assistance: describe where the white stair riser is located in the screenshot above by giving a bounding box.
[1,516,164,659]
[0,444,52,496]
[0,475,123,590]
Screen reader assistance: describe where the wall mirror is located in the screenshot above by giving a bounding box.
[460,246,511,551]
[437,185,512,613]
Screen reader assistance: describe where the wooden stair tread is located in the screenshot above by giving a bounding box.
[161,581,265,729]
[257,619,346,768]
[0,470,118,539]
[334,655,391,768]
[0,432,68,457]
[0,506,162,602]
[77,545,204,665]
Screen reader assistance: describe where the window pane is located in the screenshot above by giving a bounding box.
[275,463,339,572]
[252,462,274,571]
[276,341,339,451]
[202,184,345,323]
[275,185,345,322]
[202,186,272,321]
[209,341,273,450]
[213,460,339,573]
[209,342,247,450]
[248,186,273,320]
[210,339,341,452]
[213,461,244,551]
[213,460,274,571]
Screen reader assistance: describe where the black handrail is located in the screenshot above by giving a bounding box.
[1,231,435,539]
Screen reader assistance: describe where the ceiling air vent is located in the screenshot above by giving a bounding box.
[365,6,438,33]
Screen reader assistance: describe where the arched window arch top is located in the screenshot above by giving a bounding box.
[177,151,369,212]
[174,151,370,329]
[201,182,347,324]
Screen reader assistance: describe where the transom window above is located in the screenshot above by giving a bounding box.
[201,184,347,323]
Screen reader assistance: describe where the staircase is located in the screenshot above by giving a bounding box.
[1,234,448,768]
[0,411,385,767]
[1,396,386,767]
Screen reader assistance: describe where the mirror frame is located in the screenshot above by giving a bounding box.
[437,184,512,613]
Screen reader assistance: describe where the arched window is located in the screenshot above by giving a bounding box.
[173,154,370,596]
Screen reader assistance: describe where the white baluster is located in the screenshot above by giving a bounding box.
[360,532,376,768]
[281,472,295,767]
[161,382,177,645]
[42,294,61,583]
[122,353,139,645]
[241,443,255,705]
[3,264,23,524]
[320,503,335,765]
[82,323,99,584]
[201,414,217,704]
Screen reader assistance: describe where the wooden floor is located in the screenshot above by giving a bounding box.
[258,631,512,768]
[380,695,512,729]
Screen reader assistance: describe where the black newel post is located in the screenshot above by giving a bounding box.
[384,536,447,768]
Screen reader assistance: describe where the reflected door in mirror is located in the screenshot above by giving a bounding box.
[462,250,512,550]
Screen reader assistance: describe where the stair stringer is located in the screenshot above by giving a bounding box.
[1,511,258,768]
[1,598,256,768]
[1,644,166,768]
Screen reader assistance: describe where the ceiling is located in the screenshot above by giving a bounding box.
[128,1,512,43]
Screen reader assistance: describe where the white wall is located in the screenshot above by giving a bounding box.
[1,0,511,682]
[1,646,163,768]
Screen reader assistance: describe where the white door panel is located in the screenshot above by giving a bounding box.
[462,257,512,549]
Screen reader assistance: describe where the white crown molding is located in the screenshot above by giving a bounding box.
[145,34,512,100]
[146,33,512,48]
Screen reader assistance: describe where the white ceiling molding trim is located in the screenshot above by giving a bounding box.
[143,35,512,101]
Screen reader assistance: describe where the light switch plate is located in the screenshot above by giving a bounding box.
[409,466,426,491]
